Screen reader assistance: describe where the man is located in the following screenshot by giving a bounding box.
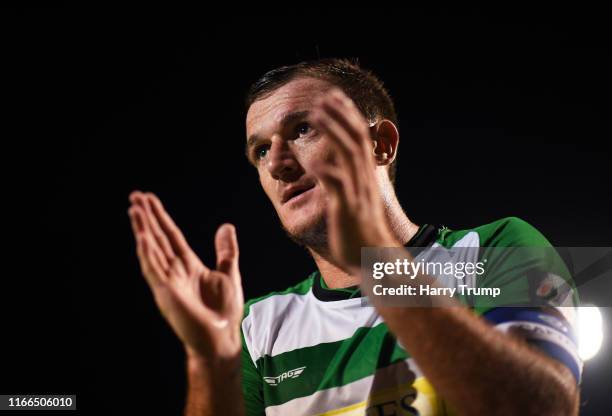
[128,59,581,415]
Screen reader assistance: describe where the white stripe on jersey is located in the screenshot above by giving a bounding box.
[242,292,383,367]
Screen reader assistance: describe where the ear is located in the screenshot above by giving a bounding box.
[370,120,399,166]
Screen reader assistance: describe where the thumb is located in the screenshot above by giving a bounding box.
[215,223,240,276]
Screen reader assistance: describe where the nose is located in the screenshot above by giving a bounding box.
[267,136,302,181]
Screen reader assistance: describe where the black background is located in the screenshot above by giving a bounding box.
[2,6,611,415]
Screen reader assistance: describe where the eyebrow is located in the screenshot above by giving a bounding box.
[245,110,311,163]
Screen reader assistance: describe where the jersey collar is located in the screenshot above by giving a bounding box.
[312,223,440,302]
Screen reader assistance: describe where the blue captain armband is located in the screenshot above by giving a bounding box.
[483,307,582,383]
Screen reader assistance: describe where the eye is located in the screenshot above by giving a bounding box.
[254,145,270,161]
[295,122,312,137]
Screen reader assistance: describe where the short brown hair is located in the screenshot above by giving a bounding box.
[245,58,399,185]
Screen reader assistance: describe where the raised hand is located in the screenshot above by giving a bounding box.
[309,88,400,274]
[128,191,244,362]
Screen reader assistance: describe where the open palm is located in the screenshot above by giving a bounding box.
[128,192,244,360]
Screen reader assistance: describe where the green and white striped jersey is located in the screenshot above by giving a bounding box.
[240,217,580,416]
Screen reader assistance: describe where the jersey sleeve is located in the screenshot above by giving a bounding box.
[475,217,583,383]
[474,218,577,309]
[241,317,265,416]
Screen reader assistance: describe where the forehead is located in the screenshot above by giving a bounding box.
[246,77,334,138]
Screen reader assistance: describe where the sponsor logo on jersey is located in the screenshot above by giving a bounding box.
[263,366,306,386]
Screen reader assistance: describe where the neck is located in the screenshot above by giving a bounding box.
[308,190,419,289]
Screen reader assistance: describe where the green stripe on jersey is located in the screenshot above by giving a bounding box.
[256,323,409,407]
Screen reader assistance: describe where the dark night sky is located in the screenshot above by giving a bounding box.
[2,6,611,415]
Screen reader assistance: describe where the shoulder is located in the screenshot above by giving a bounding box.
[438,216,552,248]
[243,272,316,319]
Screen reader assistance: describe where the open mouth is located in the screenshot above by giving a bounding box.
[283,183,316,205]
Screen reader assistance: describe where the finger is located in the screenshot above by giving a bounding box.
[142,194,177,262]
[129,190,144,206]
[311,110,358,174]
[329,91,379,167]
[322,92,372,151]
[129,190,150,215]
[131,206,169,277]
[129,192,153,233]
[144,232,170,280]
[214,223,240,281]
[310,111,363,196]
[323,93,377,170]
[318,96,385,206]
[128,205,144,235]
[135,233,148,275]
[148,193,206,274]
[312,160,357,208]
[136,231,167,287]
[129,204,170,271]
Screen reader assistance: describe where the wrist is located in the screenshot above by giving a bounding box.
[186,346,241,376]
[184,346,244,416]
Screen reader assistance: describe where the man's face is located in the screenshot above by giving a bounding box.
[245,77,337,246]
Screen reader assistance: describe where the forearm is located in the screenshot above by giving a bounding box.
[378,305,578,415]
[185,352,244,416]
[358,244,578,414]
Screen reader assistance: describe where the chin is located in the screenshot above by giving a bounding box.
[280,207,328,248]
[284,209,322,233]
